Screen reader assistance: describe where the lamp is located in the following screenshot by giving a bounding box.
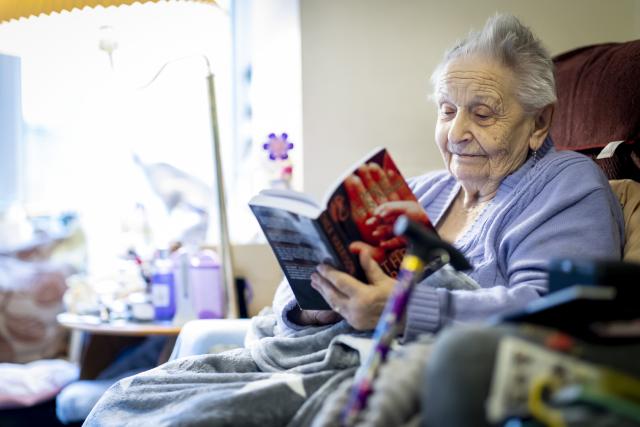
[0,1,216,22]
[0,0,239,318]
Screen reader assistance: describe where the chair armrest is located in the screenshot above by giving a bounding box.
[169,318,251,361]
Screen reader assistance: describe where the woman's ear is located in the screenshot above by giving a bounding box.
[529,104,555,151]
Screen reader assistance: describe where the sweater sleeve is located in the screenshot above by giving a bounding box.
[404,160,625,339]
[271,277,309,334]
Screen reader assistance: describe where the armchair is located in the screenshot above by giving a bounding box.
[164,38,640,427]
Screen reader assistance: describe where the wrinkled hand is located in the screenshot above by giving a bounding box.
[344,162,426,261]
[310,249,396,330]
[365,200,433,251]
[344,162,406,243]
[288,307,342,326]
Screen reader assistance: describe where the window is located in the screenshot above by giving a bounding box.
[0,3,231,275]
[0,0,302,276]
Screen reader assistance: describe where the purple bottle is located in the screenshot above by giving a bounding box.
[150,249,176,321]
[189,250,224,319]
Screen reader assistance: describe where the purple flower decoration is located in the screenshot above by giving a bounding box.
[263,133,294,161]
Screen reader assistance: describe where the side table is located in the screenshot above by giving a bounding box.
[57,313,182,379]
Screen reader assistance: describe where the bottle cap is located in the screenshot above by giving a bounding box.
[190,249,220,268]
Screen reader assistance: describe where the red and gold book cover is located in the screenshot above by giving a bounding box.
[322,148,436,280]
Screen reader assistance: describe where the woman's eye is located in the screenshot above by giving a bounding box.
[474,109,493,121]
[440,105,456,117]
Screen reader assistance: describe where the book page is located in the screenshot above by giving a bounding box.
[250,189,321,219]
[250,205,335,309]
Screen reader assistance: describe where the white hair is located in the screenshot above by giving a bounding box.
[431,13,557,114]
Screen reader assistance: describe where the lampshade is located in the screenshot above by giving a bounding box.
[0,0,239,319]
[0,0,216,23]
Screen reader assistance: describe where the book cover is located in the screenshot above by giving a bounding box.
[249,147,434,310]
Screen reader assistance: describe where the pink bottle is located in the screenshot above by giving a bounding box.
[189,250,225,319]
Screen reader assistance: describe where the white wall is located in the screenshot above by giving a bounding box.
[299,0,639,199]
[636,0,640,37]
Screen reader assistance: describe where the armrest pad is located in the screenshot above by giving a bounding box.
[169,318,251,361]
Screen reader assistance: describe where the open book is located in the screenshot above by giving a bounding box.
[249,147,435,310]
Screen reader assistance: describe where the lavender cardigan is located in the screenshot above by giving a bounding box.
[404,137,624,340]
[274,137,624,338]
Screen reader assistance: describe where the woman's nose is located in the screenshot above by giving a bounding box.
[448,112,472,144]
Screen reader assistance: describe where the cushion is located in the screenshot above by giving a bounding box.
[551,41,640,180]
[609,179,640,262]
[0,257,68,363]
[0,359,78,409]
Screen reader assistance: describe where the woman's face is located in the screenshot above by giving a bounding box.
[434,56,536,191]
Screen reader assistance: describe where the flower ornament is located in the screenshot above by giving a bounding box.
[263,133,294,161]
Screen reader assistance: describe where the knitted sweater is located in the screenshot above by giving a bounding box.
[404,137,624,340]
[274,137,625,338]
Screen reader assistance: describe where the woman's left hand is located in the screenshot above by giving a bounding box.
[310,249,396,330]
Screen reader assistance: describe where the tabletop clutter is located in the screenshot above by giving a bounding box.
[63,246,227,325]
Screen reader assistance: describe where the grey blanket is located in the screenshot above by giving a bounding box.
[311,336,434,427]
[84,266,478,426]
[84,312,365,426]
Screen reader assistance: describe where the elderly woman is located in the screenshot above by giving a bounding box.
[84,14,624,427]
[279,13,624,339]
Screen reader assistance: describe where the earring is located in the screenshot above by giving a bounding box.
[531,149,538,166]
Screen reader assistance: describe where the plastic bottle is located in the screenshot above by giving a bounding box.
[171,247,197,325]
[189,249,225,319]
[150,248,176,321]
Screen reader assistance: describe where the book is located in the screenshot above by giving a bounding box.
[249,147,433,310]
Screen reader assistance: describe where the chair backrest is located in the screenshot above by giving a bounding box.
[551,40,640,181]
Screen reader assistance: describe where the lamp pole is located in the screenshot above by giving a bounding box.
[204,61,238,319]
